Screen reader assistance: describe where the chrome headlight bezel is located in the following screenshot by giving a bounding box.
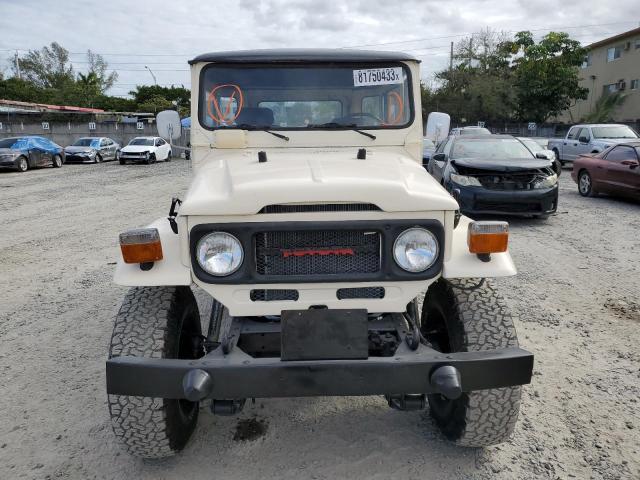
[196,232,244,276]
[393,227,439,273]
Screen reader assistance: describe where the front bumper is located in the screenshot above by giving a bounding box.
[106,312,534,400]
[451,183,558,216]
[65,154,95,163]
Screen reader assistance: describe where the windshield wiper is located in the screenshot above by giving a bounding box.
[308,122,377,140]
[235,124,289,141]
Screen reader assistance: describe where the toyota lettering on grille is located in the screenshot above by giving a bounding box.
[282,247,355,258]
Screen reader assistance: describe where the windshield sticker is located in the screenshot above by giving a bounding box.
[353,67,403,87]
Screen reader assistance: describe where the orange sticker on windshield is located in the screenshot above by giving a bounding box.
[207,84,244,124]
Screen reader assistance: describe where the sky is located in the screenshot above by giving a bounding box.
[1,0,639,98]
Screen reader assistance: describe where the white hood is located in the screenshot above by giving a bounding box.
[122,145,154,153]
[180,149,459,215]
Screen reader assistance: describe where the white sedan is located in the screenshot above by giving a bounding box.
[119,137,172,164]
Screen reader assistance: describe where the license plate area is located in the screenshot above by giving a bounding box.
[281,309,369,361]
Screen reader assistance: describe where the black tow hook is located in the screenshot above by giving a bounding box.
[182,369,212,401]
[386,394,426,411]
[430,365,462,400]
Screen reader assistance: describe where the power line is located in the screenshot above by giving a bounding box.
[341,21,639,48]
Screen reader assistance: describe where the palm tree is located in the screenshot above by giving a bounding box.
[583,92,626,123]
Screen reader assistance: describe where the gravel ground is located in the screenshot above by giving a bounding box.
[0,161,638,480]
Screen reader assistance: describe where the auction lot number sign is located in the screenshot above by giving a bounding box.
[353,67,403,87]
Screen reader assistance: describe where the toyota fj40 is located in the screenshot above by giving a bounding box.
[106,49,533,458]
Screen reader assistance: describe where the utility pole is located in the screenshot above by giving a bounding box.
[14,51,21,79]
[449,41,454,73]
[145,65,157,85]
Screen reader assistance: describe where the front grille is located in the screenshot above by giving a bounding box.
[476,201,542,213]
[250,289,299,301]
[258,203,381,214]
[478,173,545,191]
[255,230,381,277]
[337,287,385,299]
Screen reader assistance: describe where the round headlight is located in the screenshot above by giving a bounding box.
[393,228,438,272]
[196,232,243,276]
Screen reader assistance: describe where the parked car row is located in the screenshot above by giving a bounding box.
[0,135,173,172]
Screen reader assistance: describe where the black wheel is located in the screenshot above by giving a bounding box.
[578,170,596,197]
[146,154,155,165]
[119,159,126,165]
[15,156,29,172]
[166,150,172,162]
[52,155,63,168]
[108,286,203,458]
[95,153,102,164]
[421,278,522,447]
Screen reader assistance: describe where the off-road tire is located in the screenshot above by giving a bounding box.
[421,278,521,447]
[52,154,63,168]
[108,286,203,458]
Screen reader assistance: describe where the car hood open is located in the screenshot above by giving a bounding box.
[179,149,459,215]
[452,157,553,172]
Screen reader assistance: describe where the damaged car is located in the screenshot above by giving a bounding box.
[428,135,558,218]
[65,137,120,163]
[0,136,64,172]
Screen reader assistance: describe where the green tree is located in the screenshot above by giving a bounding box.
[583,92,627,123]
[503,31,588,122]
[14,42,75,90]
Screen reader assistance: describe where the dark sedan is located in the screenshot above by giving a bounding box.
[0,136,65,172]
[572,140,640,199]
[65,137,120,163]
[427,135,558,218]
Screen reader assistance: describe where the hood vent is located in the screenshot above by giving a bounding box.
[258,203,381,214]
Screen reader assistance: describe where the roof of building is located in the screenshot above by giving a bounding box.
[0,99,105,113]
[587,27,640,50]
[189,48,419,65]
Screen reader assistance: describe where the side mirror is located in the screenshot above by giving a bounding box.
[579,136,589,144]
[432,153,446,162]
[425,112,451,144]
[536,150,555,160]
[156,110,181,141]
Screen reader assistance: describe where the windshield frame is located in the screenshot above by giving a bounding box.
[197,61,415,132]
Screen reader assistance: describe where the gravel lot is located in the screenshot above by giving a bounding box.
[1,160,638,480]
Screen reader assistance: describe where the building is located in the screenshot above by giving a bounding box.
[562,27,640,123]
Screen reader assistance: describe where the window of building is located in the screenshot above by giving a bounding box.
[635,39,640,49]
[602,84,618,96]
[607,46,622,62]
[581,52,592,69]
[631,79,639,90]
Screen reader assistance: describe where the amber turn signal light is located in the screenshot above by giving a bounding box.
[467,221,509,254]
[119,228,163,264]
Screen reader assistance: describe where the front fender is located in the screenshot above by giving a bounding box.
[113,218,191,286]
[443,216,517,278]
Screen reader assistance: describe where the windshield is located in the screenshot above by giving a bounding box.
[591,126,638,139]
[0,138,25,148]
[129,138,154,146]
[519,138,543,153]
[459,127,491,135]
[199,64,412,130]
[73,138,99,147]
[452,138,534,160]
